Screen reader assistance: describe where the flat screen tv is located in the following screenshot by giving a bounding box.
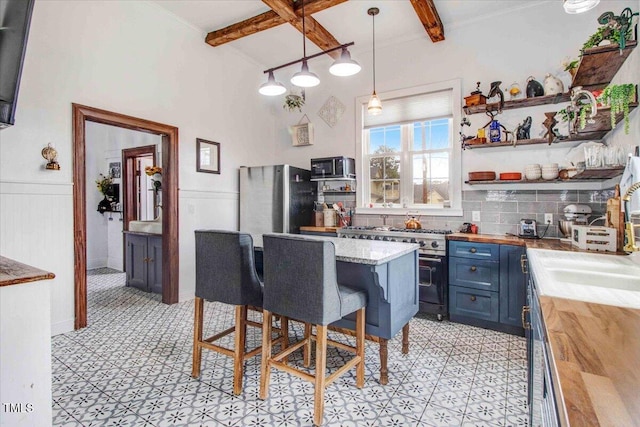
[0,0,35,129]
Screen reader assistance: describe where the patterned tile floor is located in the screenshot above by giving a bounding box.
[51,269,528,426]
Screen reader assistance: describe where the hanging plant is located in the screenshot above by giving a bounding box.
[283,94,305,112]
[558,104,592,130]
[598,84,636,134]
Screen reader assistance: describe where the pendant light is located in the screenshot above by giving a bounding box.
[563,0,600,14]
[367,7,382,115]
[329,47,362,77]
[258,70,287,96]
[291,0,320,88]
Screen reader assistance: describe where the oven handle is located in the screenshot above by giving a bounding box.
[419,256,443,263]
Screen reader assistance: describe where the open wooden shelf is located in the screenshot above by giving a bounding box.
[464,104,636,149]
[572,40,637,91]
[463,93,571,115]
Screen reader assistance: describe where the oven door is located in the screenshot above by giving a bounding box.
[418,254,447,317]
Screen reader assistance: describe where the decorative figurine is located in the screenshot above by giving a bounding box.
[543,73,564,96]
[516,116,532,140]
[464,81,487,107]
[598,8,639,50]
[542,112,559,145]
[509,82,522,100]
[489,119,502,142]
[488,81,504,112]
[526,76,544,98]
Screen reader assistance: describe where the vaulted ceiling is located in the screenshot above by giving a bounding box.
[151,1,541,68]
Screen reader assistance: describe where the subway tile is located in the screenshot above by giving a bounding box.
[463,191,488,201]
[481,201,517,213]
[536,190,578,202]
[499,213,527,225]
[479,212,499,223]
[478,223,517,236]
[517,201,559,214]
[486,190,519,202]
[462,201,482,212]
[577,190,616,204]
[510,190,537,201]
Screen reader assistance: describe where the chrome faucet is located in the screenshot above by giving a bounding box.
[623,182,640,252]
[380,214,389,226]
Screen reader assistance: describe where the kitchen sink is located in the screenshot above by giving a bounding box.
[129,220,162,234]
[527,249,640,309]
[544,268,640,292]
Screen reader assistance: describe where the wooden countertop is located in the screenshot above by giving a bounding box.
[0,256,55,287]
[300,226,340,233]
[540,296,640,426]
[448,233,625,254]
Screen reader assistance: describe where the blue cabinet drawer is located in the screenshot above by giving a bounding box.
[449,257,499,292]
[449,241,499,260]
[449,286,499,322]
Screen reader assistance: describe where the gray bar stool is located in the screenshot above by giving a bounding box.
[193,230,286,395]
[260,234,366,426]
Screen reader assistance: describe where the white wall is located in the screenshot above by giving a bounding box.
[85,122,162,271]
[0,0,277,335]
[265,0,639,186]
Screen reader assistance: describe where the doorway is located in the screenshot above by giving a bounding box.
[122,145,157,224]
[73,104,179,329]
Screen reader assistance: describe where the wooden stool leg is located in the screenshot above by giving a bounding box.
[259,310,273,400]
[314,325,327,427]
[402,322,410,355]
[233,305,247,395]
[303,323,312,367]
[355,308,365,388]
[191,297,204,378]
[281,316,289,365]
[379,338,388,385]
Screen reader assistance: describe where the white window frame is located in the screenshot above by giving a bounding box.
[355,79,462,216]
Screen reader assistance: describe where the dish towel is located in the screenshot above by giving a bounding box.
[620,156,640,214]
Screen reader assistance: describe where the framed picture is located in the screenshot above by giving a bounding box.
[109,162,121,178]
[196,138,220,174]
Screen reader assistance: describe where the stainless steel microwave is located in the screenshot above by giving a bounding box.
[310,157,355,180]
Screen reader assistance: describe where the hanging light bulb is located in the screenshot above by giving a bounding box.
[258,71,286,96]
[367,7,382,115]
[329,47,361,77]
[291,0,320,88]
[291,60,320,87]
[563,0,600,14]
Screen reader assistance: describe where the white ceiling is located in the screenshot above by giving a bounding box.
[150,0,549,68]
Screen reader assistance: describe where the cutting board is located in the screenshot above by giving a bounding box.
[606,184,624,251]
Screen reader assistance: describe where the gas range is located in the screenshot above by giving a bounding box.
[337,226,452,256]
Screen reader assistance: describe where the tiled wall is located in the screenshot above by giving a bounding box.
[351,189,616,238]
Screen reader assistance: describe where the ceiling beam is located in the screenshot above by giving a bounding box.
[262,0,342,59]
[205,0,346,48]
[409,0,445,42]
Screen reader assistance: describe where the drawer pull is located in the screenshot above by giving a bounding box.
[520,254,528,274]
[469,247,477,253]
[470,266,477,272]
[522,306,531,329]
[148,258,154,263]
[470,295,477,302]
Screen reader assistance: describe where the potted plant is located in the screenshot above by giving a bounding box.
[558,103,593,132]
[562,58,579,79]
[597,83,636,134]
[96,173,114,213]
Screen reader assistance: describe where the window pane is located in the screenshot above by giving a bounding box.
[412,152,449,205]
[368,126,401,154]
[370,156,400,180]
[384,181,401,203]
[430,119,450,149]
[413,122,424,151]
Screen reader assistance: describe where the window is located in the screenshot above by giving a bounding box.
[356,80,462,216]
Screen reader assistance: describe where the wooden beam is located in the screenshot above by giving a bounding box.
[206,0,346,48]
[409,0,445,42]
[262,0,342,59]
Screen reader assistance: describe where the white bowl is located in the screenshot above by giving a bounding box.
[525,171,542,180]
[526,164,541,170]
[542,171,559,180]
[542,163,559,169]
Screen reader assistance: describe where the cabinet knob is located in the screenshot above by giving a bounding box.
[469,247,477,253]
[470,266,477,272]
[522,306,531,329]
[470,295,476,302]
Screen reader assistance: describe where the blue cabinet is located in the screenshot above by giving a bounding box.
[448,240,525,335]
[125,232,162,294]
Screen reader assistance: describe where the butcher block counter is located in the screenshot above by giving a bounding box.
[451,234,639,425]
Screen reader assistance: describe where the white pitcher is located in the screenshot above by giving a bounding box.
[543,73,564,96]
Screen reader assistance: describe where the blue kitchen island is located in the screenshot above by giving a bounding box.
[255,234,419,384]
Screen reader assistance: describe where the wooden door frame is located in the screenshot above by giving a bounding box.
[122,145,156,226]
[73,103,179,329]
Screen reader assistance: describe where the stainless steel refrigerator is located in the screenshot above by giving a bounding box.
[239,165,316,242]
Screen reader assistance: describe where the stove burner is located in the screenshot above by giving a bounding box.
[387,228,453,234]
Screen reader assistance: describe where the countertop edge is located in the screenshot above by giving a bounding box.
[0,256,55,287]
[448,233,626,254]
